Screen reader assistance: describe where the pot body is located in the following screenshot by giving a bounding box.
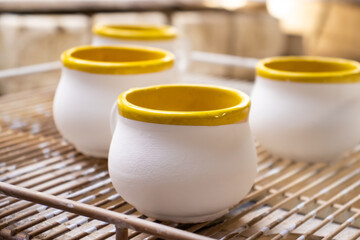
[92,35,176,52]
[250,77,360,162]
[108,117,257,223]
[53,67,177,158]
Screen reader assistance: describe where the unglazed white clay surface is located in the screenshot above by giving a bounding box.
[53,67,178,158]
[108,117,258,223]
[92,35,176,52]
[250,77,360,162]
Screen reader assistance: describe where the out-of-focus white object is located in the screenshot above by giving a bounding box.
[53,45,177,158]
[109,84,258,223]
[203,0,248,10]
[266,0,324,34]
[92,24,188,71]
[250,56,360,162]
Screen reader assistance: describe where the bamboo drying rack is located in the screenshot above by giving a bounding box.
[0,74,360,240]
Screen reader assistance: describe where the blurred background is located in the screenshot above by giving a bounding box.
[0,0,359,95]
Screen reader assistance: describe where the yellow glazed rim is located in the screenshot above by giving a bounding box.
[257,56,360,83]
[61,45,174,75]
[117,84,251,126]
[93,24,178,41]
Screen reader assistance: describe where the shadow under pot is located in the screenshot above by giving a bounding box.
[109,84,258,223]
[250,56,360,162]
[53,45,177,158]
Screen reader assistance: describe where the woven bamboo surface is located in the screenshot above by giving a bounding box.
[0,82,360,240]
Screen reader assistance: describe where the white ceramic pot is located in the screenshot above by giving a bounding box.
[53,45,177,158]
[250,56,360,162]
[92,24,188,71]
[109,84,258,223]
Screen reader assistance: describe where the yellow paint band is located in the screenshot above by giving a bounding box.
[117,85,250,126]
[257,56,360,83]
[61,45,174,75]
[93,24,178,41]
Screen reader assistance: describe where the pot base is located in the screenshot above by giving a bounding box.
[137,208,229,223]
[74,145,108,159]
